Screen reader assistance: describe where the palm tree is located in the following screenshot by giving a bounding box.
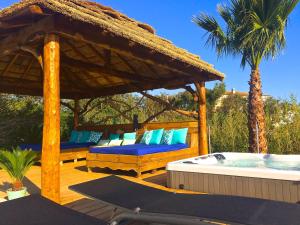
[193,0,299,153]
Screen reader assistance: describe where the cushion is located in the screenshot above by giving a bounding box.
[97,140,110,146]
[109,133,120,140]
[149,129,164,145]
[123,132,136,140]
[171,128,188,144]
[140,130,153,145]
[160,129,174,145]
[78,131,91,143]
[108,140,123,146]
[88,131,103,143]
[122,139,136,145]
[69,130,79,143]
[90,143,188,155]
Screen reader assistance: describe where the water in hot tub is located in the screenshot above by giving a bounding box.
[183,153,300,171]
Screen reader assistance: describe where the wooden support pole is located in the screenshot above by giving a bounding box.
[195,82,208,155]
[74,99,79,129]
[41,34,61,203]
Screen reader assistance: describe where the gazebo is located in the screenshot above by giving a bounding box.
[0,0,224,203]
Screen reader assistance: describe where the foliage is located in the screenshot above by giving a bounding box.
[2,83,300,154]
[0,147,39,190]
[210,94,300,154]
[193,0,299,69]
[0,95,73,148]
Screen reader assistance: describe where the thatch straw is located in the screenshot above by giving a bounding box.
[0,0,224,79]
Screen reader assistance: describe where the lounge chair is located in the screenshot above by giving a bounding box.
[0,194,105,225]
[70,175,300,225]
[0,194,211,225]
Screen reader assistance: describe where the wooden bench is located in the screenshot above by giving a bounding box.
[80,121,199,177]
[59,147,89,165]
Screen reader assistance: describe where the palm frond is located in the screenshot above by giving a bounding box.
[0,147,39,189]
[192,13,229,56]
[194,0,299,69]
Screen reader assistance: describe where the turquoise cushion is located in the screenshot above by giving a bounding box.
[78,131,91,143]
[123,132,136,140]
[88,131,103,143]
[171,128,188,144]
[69,130,79,143]
[140,130,153,145]
[160,129,174,145]
[149,129,164,145]
[109,133,120,140]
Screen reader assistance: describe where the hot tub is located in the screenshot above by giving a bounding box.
[167,153,300,203]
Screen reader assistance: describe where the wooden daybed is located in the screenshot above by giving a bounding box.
[20,143,91,165]
[59,147,89,164]
[82,121,199,177]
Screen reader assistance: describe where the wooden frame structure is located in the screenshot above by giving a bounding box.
[0,0,224,203]
[59,147,89,165]
[81,121,199,177]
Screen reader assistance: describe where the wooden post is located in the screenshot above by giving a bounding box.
[41,34,61,203]
[74,99,79,129]
[195,82,208,155]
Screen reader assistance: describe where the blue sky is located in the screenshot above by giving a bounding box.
[2,0,300,99]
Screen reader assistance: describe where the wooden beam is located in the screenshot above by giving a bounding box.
[41,34,61,203]
[61,54,157,83]
[0,54,19,76]
[61,67,90,90]
[2,5,44,21]
[64,39,89,61]
[21,57,35,78]
[140,92,198,118]
[87,44,105,61]
[195,82,208,155]
[20,46,43,69]
[102,49,110,64]
[0,21,32,29]
[116,53,139,74]
[0,16,54,57]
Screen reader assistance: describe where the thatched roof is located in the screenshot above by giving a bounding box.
[0,0,224,99]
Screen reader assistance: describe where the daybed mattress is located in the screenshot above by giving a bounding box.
[20,142,95,151]
[89,143,188,156]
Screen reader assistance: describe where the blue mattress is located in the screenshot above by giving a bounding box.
[19,142,95,151]
[89,143,188,156]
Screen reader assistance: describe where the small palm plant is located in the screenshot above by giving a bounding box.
[0,147,39,191]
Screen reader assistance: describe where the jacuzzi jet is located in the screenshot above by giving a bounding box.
[214,154,226,161]
[182,161,197,164]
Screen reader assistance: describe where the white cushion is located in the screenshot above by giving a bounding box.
[122,139,136,145]
[97,139,110,146]
[108,140,123,146]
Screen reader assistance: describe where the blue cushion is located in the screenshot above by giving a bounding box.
[78,131,91,143]
[171,128,188,144]
[88,131,103,143]
[76,132,83,143]
[160,129,174,145]
[19,142,95,151]
[140,130,153,145]
[69,130,79,143]
[90,143,188,156]
[109,133,120,140]
[149,129,164,145]
[123,132,136,140]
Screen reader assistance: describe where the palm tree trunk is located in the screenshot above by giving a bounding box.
[248,69,268,153]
